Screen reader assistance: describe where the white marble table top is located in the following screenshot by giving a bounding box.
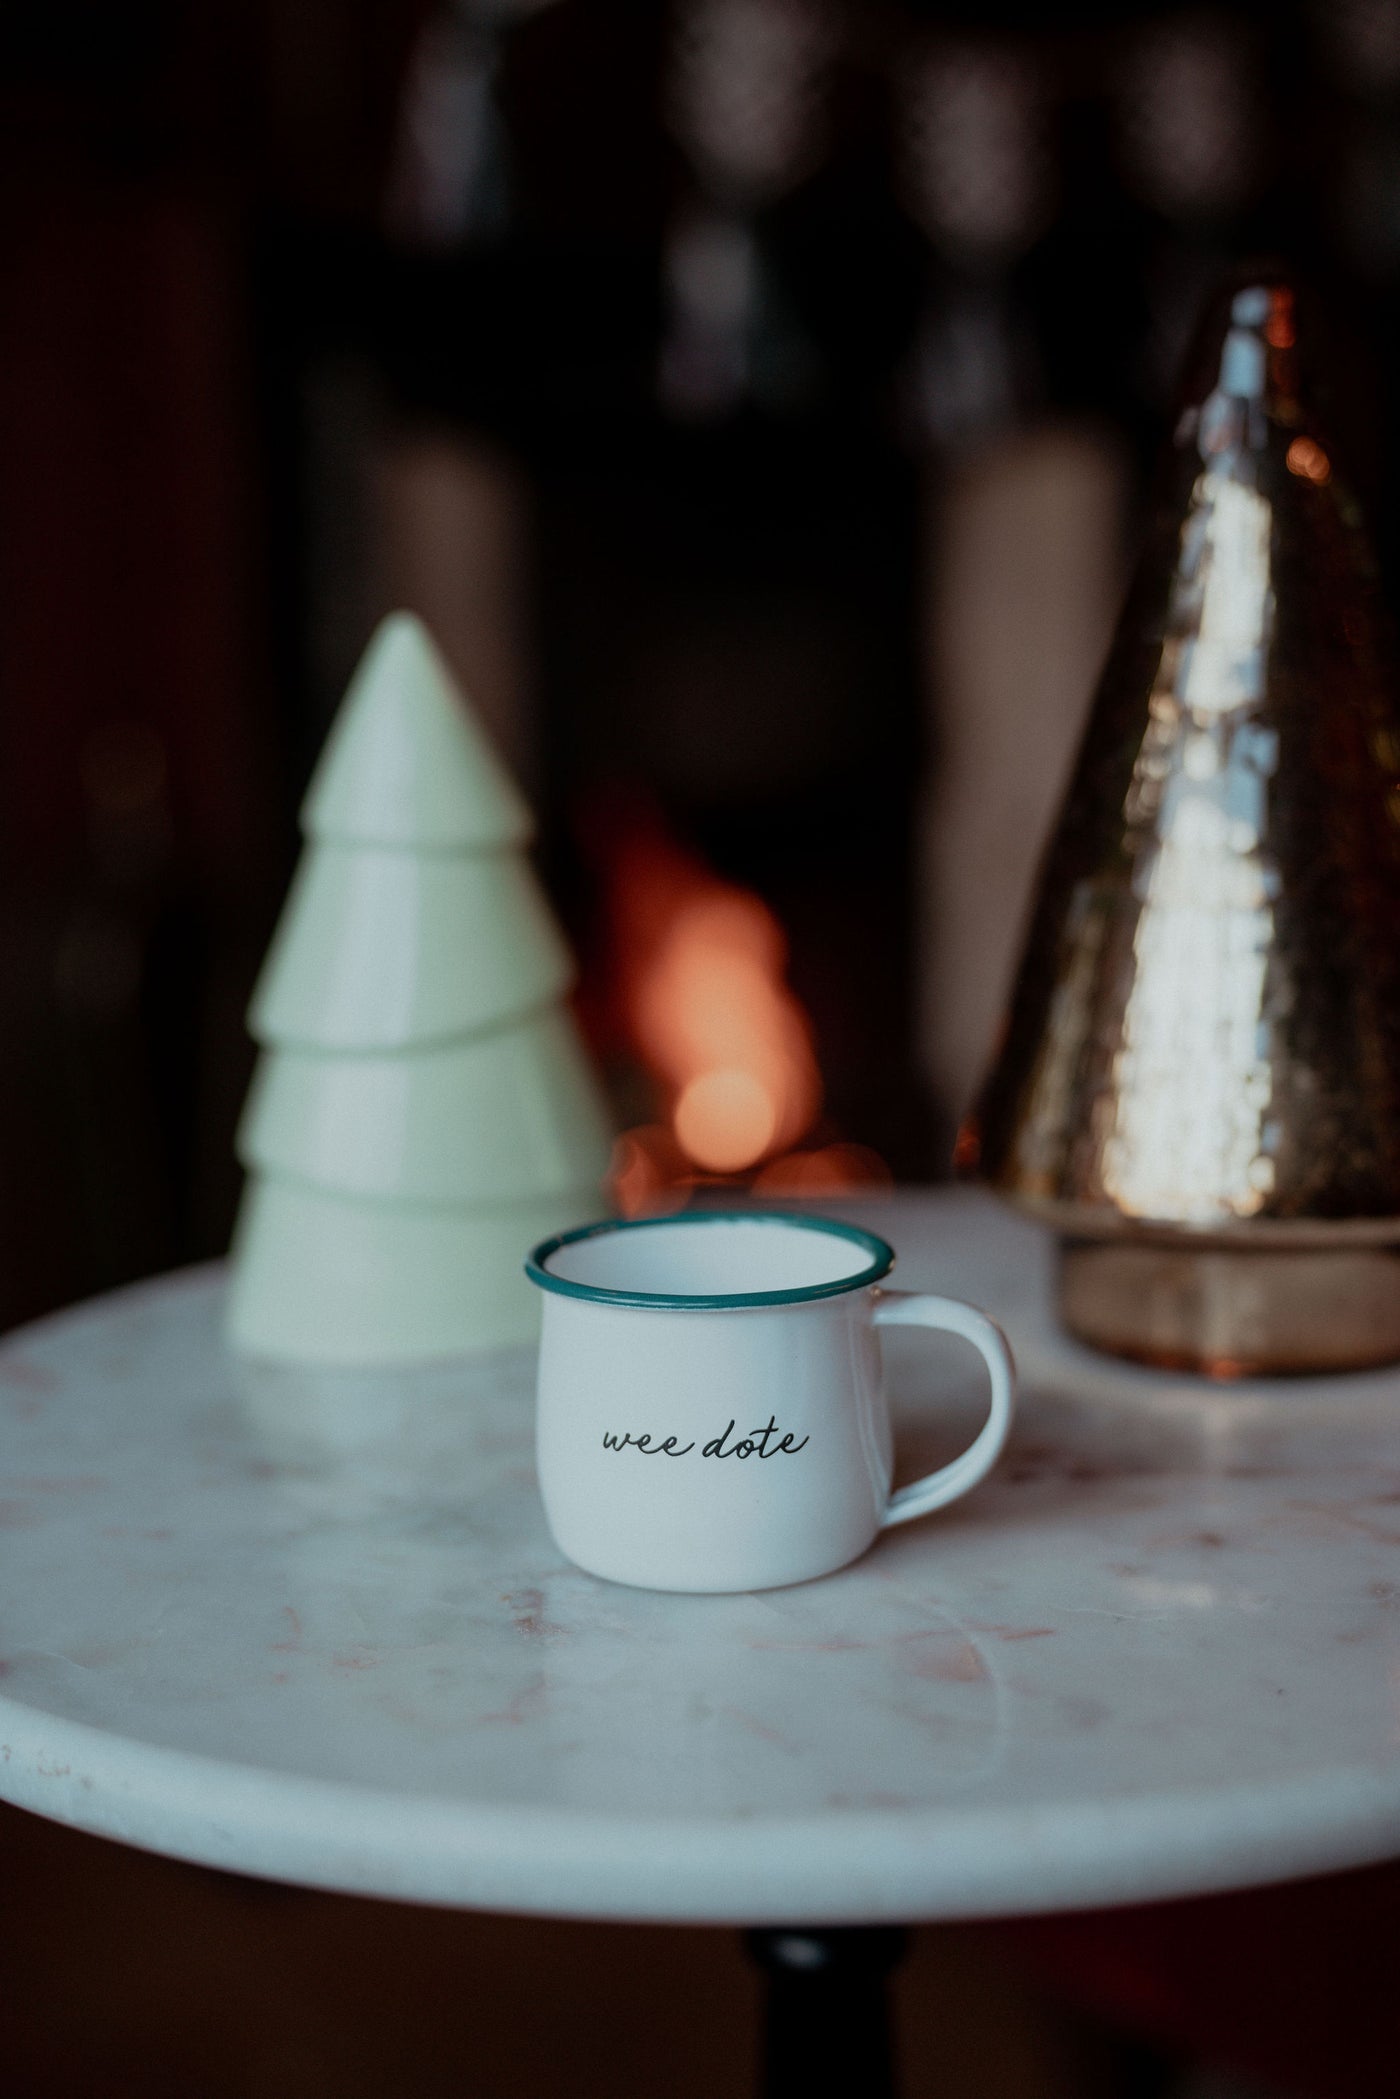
[1,1188,1398,1925]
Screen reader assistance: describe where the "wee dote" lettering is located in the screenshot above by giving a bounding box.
[601,1416,809,1460]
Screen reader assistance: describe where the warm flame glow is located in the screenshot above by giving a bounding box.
[600,815,829,1202]
[608,1126,692,1219]
[591,805,895,1212]
[751,1144,894,1197]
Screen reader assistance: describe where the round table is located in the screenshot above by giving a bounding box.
[1,1188,1398,1933]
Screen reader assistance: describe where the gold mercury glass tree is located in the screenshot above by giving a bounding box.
[226,612,612,1363]
[968,278,1400,1375]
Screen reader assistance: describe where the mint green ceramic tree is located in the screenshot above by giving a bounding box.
[226,613,611,1364]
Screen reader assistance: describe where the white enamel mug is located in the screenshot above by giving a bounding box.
[525,1211,1015,1593]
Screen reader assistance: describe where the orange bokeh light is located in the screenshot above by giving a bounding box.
[674,1069,779,1172]
[1286,435,1330,484]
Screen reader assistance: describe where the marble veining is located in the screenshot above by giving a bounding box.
[0,1190,1398,1922]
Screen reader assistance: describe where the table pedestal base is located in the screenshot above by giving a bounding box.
[746,1926,909,2098]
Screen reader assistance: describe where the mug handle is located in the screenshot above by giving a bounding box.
[873,1291,1016,1527]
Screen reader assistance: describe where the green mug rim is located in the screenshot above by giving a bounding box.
[525,1209,895,1310]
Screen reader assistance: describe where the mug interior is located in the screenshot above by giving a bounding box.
[529,1212,893,1308]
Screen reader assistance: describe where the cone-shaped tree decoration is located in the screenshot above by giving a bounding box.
[968,277,1400,1374]
[227,614,612,1363]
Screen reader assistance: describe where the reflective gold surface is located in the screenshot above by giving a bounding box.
[967,278,1400,1371]
[1060,1240,1400,1375]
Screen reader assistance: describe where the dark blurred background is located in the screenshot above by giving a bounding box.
[5,2,1400,2092]
[10,0,1400,1324]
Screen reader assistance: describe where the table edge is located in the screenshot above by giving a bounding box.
[3,1693,1398,1924]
